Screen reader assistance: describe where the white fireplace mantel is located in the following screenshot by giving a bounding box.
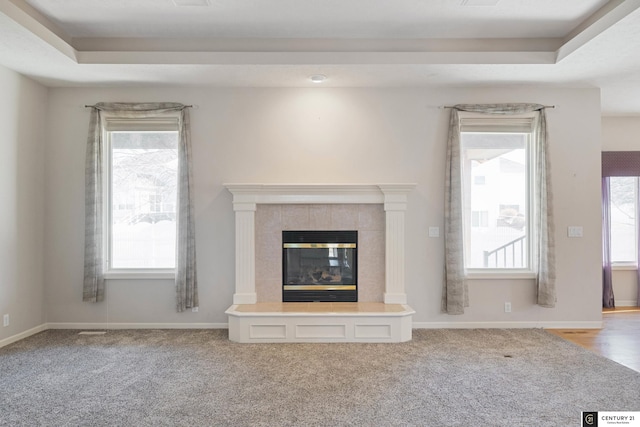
[225,183,416,305]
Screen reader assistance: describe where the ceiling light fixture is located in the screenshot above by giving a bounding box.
[173,0,210,6]
[460,0,500,5]
[310,74,327,83]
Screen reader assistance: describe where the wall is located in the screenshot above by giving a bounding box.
[44,86,603,327]
[602,117,640,306]
[0,65,47,344]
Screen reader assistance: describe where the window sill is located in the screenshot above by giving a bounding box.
[466,270,536,280]
[104,270,175,280]
[612,264,638,271]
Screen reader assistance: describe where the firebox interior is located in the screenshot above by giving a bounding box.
[282,230,357,302]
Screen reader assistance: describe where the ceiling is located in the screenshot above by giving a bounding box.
[2,0,640,115]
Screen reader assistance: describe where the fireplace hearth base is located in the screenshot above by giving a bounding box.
[226,302,414,343]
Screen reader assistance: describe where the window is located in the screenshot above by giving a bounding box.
[609,176,638,265]
[460,116,534,271]
[104,118,179,273]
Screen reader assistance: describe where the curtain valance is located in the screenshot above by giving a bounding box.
[451,103,547,114]
[602,151,640,177]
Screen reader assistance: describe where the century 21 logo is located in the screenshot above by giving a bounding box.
[583,412,597,426]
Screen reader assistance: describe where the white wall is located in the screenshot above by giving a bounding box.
[0,65,47,342]
[602,117,640,306]
[43,86,603,326]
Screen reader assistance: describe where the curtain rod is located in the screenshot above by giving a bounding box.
[441,105,555,109]
[84,104,194,108]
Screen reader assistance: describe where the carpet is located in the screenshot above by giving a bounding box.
[1,328,639,426]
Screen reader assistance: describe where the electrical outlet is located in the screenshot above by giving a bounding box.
[504,302,511,313]
[428,227,440,238]
[192,307,199,313]
[3,314,9,327]
[567,226,583,238]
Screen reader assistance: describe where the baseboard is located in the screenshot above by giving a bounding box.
[46,322,229,330]
[615,300,638,307]
[0,324,48,349]
[412,321,603,329]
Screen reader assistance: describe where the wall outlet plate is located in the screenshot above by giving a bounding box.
[504,302,511,313]
[3,314,9,327]
[567,226,583,237]
[428,227,440,238]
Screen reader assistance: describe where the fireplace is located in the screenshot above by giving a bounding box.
[225,184,415,343]
[282,230,357,302]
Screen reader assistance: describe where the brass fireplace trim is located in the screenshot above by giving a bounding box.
[283,243,356,249]
[283,285,357,291]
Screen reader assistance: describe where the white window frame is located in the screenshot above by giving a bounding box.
[460,114,537,279]
[102,115,180,280]
[610,176,639,270]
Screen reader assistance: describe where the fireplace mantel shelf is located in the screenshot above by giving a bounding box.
[224,183,416,343]
[225,183,416,207]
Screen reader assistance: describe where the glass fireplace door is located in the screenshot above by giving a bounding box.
[282,231,357,302]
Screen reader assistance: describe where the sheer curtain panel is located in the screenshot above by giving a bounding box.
[601,177,614,308]
[175,107,199,312]
[442,108,468,314]
[83,107,104,302]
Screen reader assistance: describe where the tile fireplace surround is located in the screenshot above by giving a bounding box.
[224,184,416,343]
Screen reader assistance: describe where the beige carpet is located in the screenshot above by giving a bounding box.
[2,328,639,426]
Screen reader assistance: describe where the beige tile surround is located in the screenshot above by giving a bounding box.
[255,204,385,303]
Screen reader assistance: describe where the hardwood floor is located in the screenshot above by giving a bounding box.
[546,307,640,373]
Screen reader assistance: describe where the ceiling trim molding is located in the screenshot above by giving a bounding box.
[72,37,561,53]
[76,50,557,66]
[556,0,640,61]
[0,0,77,61]
[73,37,559,65]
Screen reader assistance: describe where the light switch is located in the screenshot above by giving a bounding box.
[567,226,583,238]
[429,227,440,238]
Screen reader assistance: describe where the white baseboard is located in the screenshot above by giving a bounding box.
[0,324,48,349]
[615,300,638,307]
[46,322,229,330]
[412,321,603,329]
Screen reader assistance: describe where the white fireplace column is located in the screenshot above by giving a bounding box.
[233,204,257,304]
[380,185,410,304]
[225,184,415,305]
